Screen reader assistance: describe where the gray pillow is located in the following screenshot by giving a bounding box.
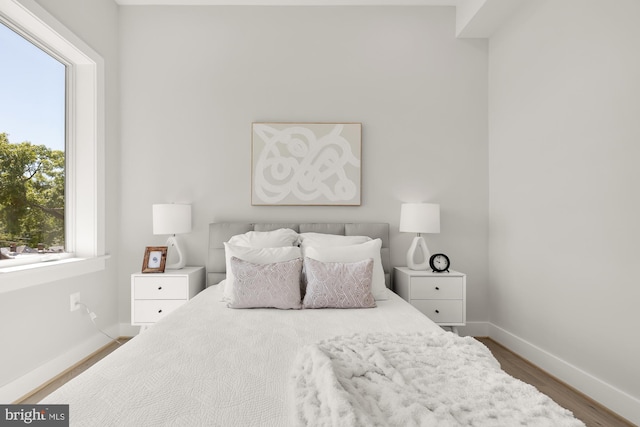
[228,257,303,309]
[302,257,376,309]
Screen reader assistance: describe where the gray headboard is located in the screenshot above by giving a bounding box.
[207,222,391,288]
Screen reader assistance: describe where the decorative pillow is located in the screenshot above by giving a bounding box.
[227,228,299,248]
[302,257,375,309]
[304,239,388,300]
[223,243,302,301]
[298,232,371,257]
[227,257,303,309]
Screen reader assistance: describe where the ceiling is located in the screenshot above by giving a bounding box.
[113,0,461,4]
[112,0,525,38]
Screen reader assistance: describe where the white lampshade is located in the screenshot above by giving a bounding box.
[399,203,440,234]
[400,203,440,271]
[152,204,191,270]
[153,204,192,236]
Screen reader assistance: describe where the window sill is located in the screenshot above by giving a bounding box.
[0,256,110,294]
[0,253,74,268]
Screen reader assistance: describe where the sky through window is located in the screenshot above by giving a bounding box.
[0,22,65,151]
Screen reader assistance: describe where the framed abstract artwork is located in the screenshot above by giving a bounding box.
[251,122,362,206]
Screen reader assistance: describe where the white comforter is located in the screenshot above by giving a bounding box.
[41,285,442,426]
[291,332,585,427]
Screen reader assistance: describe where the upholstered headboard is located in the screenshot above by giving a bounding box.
[207,222,391,288]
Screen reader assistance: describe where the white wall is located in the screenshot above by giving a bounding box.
[488,0,640,423]
[118,6,489,333]
[4,1,636,422]
[0,0,120,402]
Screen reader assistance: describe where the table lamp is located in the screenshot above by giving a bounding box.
[399,203,440,270]
[152,203,191,270]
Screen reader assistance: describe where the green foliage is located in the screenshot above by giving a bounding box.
[0,132,65,249]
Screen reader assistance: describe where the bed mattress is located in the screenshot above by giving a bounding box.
[41,284,442,426]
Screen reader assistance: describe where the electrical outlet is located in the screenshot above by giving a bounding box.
[70,292,80,311]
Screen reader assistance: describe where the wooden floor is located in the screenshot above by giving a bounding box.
[475,337,635,427]
[16,338,131,404]
[17,337,635,427]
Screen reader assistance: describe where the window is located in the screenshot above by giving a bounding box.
[0,22,66,265]
[0,0,105,287]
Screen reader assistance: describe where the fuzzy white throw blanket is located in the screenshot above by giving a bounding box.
[290,332,585,427]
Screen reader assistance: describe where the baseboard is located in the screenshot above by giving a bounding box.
[489,323,640,426]
[458,321,490,337]
[118,322,140,338]
[0,325,119,403]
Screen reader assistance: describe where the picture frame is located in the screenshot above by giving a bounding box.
[251,122,362,206]
[141,246,168,273]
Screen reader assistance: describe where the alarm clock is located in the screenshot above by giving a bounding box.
[429,253,450,273]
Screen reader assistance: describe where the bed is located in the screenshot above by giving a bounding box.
[41,222,585,426]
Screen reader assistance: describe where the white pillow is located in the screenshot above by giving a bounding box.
[228,228,299,248]
[305,239,388,300]
[223,243,302,301]
[298,232,371,257]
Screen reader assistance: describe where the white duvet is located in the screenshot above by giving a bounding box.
[41,285,442,426]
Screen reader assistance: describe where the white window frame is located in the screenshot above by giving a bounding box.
[0,0,106,292]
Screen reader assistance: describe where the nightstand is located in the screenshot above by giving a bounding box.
[131,266,205,330]
[394,267,466,334]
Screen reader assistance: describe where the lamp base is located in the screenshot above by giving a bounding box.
[165,235,186,270]
[406,235,430,270]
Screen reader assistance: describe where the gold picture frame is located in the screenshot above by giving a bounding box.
[142,246,168,273]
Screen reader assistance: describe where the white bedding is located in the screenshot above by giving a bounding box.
[291,332,585,427]
[41,284,442,426]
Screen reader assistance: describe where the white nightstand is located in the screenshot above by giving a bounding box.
[131,266,205,330]
[394,267,466,334]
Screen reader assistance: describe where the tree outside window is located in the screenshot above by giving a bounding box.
[0,22,66,261]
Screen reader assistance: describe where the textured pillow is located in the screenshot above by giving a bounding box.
[228,257,303,309]
[223,243,302,301]
[303,257,375,309]
[304,239,388,300]
[228,228,299,248]
[298,232,371,257]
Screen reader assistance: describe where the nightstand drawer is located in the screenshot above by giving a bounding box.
[133,276,187,299]
[410,277,463,300]
[412,300,464,324]
[133,299,186,323]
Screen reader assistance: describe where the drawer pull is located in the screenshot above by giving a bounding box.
[435,286,440,290]
[158,286,162,290]
[435,309,440,314]
[158,309,163,313]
